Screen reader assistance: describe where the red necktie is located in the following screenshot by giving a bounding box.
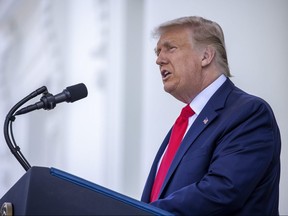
[150,104,195,202]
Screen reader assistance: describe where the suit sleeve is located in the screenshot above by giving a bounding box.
[150,99,280,215]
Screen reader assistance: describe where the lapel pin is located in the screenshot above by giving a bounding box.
[203,117,209,124]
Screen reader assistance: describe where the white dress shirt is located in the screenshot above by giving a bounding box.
[186,74,227,135]
[157,74,227,171]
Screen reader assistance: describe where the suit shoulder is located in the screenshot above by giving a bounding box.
[230,85,273,112]
[212,79,272,113]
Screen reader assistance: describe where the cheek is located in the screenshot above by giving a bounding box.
[179,59,199,79]
[179,62,203,91]
[172,52,202,79]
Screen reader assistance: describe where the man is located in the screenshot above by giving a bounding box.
[141,16,281,215]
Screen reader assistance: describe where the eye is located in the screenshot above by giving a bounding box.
[169,47,176,51]
[154,48,161,56]
[154,44,176,56]
[168,46,176,52]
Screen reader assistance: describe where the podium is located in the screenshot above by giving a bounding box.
[0,167,170,215]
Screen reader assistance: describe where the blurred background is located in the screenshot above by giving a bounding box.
[0,0,287,214]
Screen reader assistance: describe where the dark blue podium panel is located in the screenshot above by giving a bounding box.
[0,167,170,215]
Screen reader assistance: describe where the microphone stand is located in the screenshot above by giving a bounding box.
[3,86,48,171]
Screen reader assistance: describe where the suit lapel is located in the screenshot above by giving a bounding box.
[159,107,218,196]
[158,78,235,198]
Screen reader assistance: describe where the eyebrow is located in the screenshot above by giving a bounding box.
[154,41,175,54]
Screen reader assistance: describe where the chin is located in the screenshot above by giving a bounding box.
[163,85,172,93]
[163,82,177,93]
[164,86,177,98]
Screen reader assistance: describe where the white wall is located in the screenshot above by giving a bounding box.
[0,0,287,214]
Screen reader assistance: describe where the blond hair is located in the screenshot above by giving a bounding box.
[153,16,231,77]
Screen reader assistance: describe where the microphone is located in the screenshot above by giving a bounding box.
[15,83,88,116]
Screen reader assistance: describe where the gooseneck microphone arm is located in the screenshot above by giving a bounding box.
[4,86,48,171]
[3,83,88,171]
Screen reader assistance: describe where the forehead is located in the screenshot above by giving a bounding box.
[156,26,193,47]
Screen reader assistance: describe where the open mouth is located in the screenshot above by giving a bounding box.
[161,70,171,79]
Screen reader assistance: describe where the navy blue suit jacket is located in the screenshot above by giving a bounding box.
[141,79,281,215]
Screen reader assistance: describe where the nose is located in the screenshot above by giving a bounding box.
[156,52,168,66]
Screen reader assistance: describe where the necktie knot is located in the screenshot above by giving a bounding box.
[180,104,194,119]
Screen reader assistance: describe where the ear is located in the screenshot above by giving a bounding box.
[201,46,215,67]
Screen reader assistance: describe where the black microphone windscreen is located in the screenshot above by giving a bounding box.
[67,83,88,102]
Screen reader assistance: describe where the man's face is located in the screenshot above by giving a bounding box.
[155,27,205,103]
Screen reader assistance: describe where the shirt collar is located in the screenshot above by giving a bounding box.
[190,74,227,115]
